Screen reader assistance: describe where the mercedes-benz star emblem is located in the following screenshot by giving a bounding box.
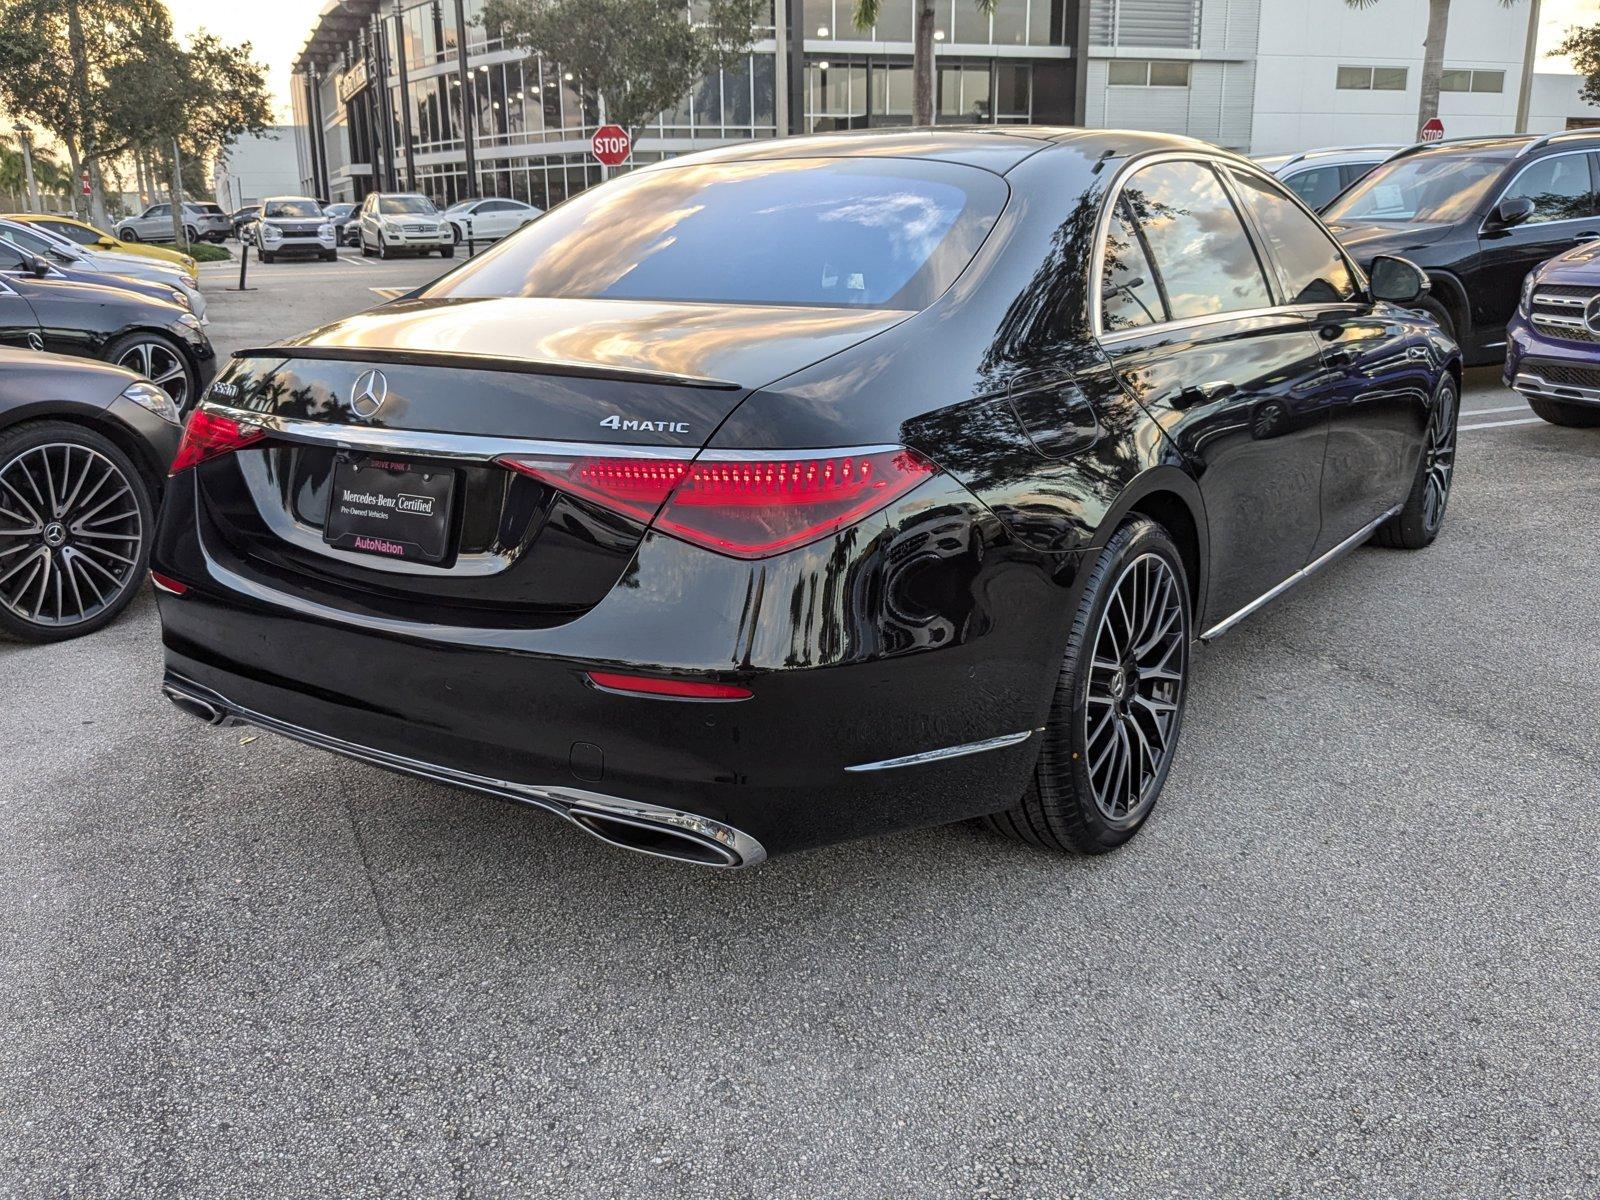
[26,332,43,352]
[350,369,389,418]
[1585,294,1600,335]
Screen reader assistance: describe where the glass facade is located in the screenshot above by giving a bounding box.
[295,0,1076,209]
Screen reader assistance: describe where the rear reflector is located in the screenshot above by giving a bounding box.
[169,409,265,475]
[149,570,190,595]
[586,671,752,701]
[498,447,937,558]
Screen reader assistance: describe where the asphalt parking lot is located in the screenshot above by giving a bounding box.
[3,253,1598,1199]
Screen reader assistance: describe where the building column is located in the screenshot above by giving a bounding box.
[372,14,400,190]
[452,0,479,196]
[1070,0,1091,125]
[393,0,417,187]
[308,66,332,202]
[784,0,805,135]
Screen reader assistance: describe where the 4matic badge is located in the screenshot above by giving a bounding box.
[600,415,689,434]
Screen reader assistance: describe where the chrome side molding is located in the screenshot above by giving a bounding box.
[1200,505,1401,642]
[844,729,1038,773]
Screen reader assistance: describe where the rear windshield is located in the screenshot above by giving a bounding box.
[1323,154,1506,225]
[421,158,1009,310]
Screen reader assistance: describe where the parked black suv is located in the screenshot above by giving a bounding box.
[1321,131,1600,365]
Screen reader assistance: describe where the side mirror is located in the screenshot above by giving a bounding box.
[25,253,50,278]
[1368,255,1430,305]
[95,238,117,249]
[1490,196,1535,229]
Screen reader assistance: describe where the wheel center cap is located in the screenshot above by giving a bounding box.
[42,522,67,548]
[1109,668,1128,702]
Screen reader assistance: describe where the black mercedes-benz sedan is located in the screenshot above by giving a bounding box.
[1,348,184,642]
[153,129,1460,867]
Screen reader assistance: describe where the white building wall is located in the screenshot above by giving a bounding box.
[1250,0,1534,154]
[211,128,305,209]
[1528,72,1599,133]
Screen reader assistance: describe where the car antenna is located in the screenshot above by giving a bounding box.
[1091,149,1117,174]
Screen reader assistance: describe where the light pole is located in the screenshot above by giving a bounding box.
[13,122,39,212]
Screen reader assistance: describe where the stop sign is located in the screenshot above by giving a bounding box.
[1420,117,1445,143]
[592,124,631,167]
[79,168,91,196]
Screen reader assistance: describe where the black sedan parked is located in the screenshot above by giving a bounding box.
[0,239,215,411]
[153,129,1460,868]
[0,349,183,641]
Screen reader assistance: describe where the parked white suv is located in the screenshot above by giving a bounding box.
[443,197,541,247]
[1253,145,1404,212]
[359,193,453,259]
[116,202,232,244]
[252,196,338,263]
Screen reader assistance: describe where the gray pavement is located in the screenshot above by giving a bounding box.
[3,256,1598,1198]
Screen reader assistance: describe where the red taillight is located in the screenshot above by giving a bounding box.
[149,570,190,595]
[586,671,752,700]
[498,448,937,558]
[169,409,265,475]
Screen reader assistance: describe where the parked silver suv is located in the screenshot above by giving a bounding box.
[250,196,338,263]
[115,202,233,245]
[1253,145,1403,211]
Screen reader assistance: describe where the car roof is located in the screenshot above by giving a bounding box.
[1387,130,1600,165]
[664,126,1245,175]
[1257,145,1404,170]
[261,195,321,204]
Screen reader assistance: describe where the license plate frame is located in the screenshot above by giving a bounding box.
[323,453,457,565]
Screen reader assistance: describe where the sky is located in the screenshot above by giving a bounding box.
[161,0,1600,122]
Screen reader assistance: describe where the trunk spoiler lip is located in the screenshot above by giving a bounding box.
[230,344,745,391]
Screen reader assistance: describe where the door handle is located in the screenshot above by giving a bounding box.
[1324,348,1354,368]
[1574,231,1600,243]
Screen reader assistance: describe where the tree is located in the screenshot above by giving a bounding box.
[0,133,70,201]
[1558,22,1600,108]
[0,0,168,223]
[480,0,762,160]
[1344,0,1522,138]
[852,0,994,126]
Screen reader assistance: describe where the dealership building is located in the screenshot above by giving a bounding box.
[288,0,1592,209]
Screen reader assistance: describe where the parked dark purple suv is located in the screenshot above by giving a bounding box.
[1506,238,1600,427]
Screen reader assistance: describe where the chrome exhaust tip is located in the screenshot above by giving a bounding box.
[163,685,242,727]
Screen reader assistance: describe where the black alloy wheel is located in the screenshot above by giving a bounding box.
[0,422,153,642]
[984,518,1191,854]
[119,228,140,243]
[1377,376,1457,549]
[1527,395,1600,427]
[451,223,463,246]
[109,333,194,410]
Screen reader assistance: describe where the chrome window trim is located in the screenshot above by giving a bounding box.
[1089,151,1367,343]
[1481,148,1600,233]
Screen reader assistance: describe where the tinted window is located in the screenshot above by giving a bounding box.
[1500,153,1600,224]
[1283,164,1347,210]
[1101,199,1166,331]
[1323,154,1505,224]
[2,223,60,257]
[0,242,27,270]
[424,159,1008,310]
[1231,170,1357,304]
[1119,160,1271,320]
[35,220,97,246]
[149,205,169,217]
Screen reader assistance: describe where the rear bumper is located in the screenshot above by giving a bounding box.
[152,471,1075,863]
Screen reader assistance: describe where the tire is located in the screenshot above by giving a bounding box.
[1415,296,1457,344]
[259,250,275,264]
[439,245,455,258]
[183,226,198,244]
[450,223,463,246]
[982,518,1192,855]
[321,250,338,262]
[360,237,374,258]
[0,420,154,643]
[377,240,391,260]
[1376,375,1458,549]
[1528,395,1600,427]
[104,330,196,411]
[118,228,140,243]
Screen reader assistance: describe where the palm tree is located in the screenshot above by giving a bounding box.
[1346,0,1523,138]
[851,0,997,126]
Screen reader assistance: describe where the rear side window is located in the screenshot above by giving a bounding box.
[1229,170,1358,304]
[36,220,95,246]
[1115,160,1272,321]
[423,158,1009,311]
[1499,153,1600,225]
[1101,200,1166,331]
[1283,164,1346,211]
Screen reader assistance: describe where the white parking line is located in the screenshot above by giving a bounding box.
[341,254,373,267]
[1459,417,1544,431]
[1461,404,1530,417]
